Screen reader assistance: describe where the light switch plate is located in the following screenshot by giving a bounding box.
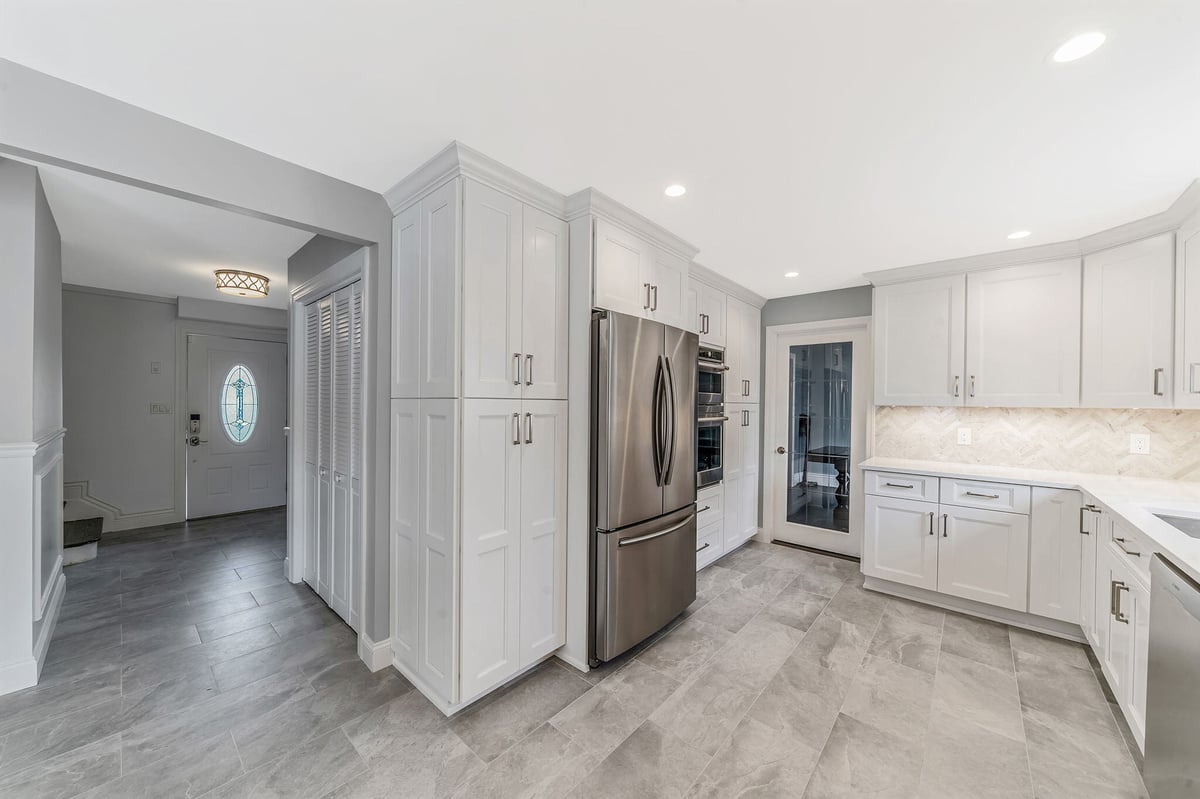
[150,361,162,375]
[957,427,972,445]
[1130,433,1151,455]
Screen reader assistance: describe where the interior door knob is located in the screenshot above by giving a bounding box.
[775,446,787,454]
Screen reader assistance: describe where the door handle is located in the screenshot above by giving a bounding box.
[776,446,786,454]
[524,412,533,444]
[525,354,533,386]
[618,513,694,547]
[512,413,520,446]
[1153,367,1165,397]
[651,285,658,311]
[1111,580,1129,623]
[652,356,665,486]
[662,355,677,484]
[643,283,651,310]
[512,353,521,386]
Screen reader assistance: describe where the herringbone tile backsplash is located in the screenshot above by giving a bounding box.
[873,406,1200,482]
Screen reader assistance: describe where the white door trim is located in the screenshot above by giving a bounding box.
[763,316,874,555]
[288,248,369,634]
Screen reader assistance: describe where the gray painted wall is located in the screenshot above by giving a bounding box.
[0,160,37,443]
[289,235,363,288]
[757,285,874,524]
[33,174,63,441]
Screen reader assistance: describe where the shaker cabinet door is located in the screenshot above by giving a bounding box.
[522,208,569,400]
[874,275,966,406]
[519,401,568,667]
[594,219,653,319]
[937,506,1029,612]
[863,495,939,591]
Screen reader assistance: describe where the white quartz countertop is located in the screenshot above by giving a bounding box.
[861,456,1200,585]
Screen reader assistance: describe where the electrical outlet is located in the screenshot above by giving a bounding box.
[150,403,172,415]
[957,427,972,445]
[150,361,161,375]
[1129,433,1151,455]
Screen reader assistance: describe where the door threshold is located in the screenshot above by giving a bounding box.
[769,539,860,563]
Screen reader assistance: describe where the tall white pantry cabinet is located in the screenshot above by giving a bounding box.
[388,164,569,709]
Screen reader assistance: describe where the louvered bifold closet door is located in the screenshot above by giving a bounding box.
[317,295,334,603]
[304,302,322,588]
[329,284,354,622]
[348,281,363,631]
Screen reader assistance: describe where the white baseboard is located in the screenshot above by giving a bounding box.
[63,542,98,566]
[63,481,181,533]
[357,633,392,672]
[862,576,1086,643]
[33,570,66,669]
[392,650,562,719]
[0,657,38,696]
[554,651,590,674]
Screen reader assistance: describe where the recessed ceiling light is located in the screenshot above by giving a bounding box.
[784,271,799,278]
[1007,230,1031,240]
[1052,32,1106,63]
[664,184,687,198]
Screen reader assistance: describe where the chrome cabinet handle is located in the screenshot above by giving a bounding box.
[512,353,521,386]
[525,354,533,386]
[953,375,960,398]
[525,412,533,444]
[885,482,914,489]
[1111,580,1130,623]
[1153,367,1164,397]
[928,512,935,536]
[697,505,711,513]
[643,283,651,310]
[697,541,711,553]
[942,513,949,538]
[512,413,520,445]
[1113,537,1142,558]
[1079,505,1093,535]
[651,284,658,311]
[969,375,976,398]
[964,491,1000,499]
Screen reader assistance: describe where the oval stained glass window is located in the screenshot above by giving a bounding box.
[220,364,258,443]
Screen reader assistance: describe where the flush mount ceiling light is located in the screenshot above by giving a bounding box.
[1007,230,1032,240]
[664,184,687,198]
[784,271,800,278]
[1052,32,1106,63]
[215,270,269,298]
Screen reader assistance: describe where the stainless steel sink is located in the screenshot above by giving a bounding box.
[1154,513,1200,539]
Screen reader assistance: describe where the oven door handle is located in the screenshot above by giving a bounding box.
[698,360,729,373]
[698,416,729,423]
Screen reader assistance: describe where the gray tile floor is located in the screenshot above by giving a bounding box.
[1,517,1148,798]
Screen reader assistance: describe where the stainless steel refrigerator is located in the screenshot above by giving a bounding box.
[591,309,698,663]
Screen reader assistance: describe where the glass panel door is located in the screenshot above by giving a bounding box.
[787,342,853,533]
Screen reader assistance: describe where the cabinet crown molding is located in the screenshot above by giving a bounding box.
[564,187,700,262]
[384,140,568,219]
[690,261,767,309]
[866,178,1200,286]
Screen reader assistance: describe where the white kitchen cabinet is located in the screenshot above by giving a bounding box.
[390,399,420,673]
[1098,542,1135,707]
[722,405,761,553]
[864,494,939,591]
[937,505,1029,612]
[965,260,1081,407]
[593,218,690,328]
[1079,504,1104,647]
[873,275,966,406]
[696,484,724,570]
[1176,220,1200,407]
[727,296,761,403]
[685,283,700,335]
[695,281,727,347]
[1028,488,1083,624]
[1082,233,1175,408]
[462,181,569,401]
[1128,575,1150,745]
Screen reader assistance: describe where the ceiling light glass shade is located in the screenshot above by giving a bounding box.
[1007,230,1032,240]
[1053,32,1106,63]
[214,270,270,298]
[664,184,687,197]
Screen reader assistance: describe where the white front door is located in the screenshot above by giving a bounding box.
[768,324,869,557]
[186,334,287,518]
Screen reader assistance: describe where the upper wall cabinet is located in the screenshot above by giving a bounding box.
[593,218,688,329]
[965,259,1081,407]
[695,282,727,347]
[1176,221,1200,408]
[874,275,965,406]
[726,296,761,404]
[1082,233,1174,408]
[393,177,568,401]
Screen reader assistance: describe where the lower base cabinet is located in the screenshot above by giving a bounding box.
[864,494,938,590]
[696,484,724,570]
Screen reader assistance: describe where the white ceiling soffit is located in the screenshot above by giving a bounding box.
[5,1,1200,299]
[38,166,311,310]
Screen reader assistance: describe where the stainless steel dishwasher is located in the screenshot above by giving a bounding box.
[1144,554,1200,798]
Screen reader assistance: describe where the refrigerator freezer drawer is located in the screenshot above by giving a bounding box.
[594,507,697,662]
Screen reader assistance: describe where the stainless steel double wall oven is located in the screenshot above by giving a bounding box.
[697,346,727,488]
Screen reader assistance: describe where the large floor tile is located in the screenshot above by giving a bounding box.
[1009,627,1092,670]
[803,714,925,799]
[568,720,709,799]
[917,710,1033,799]
[635,617,732,682]
[686,586,766,634]
[1014,649,1119,736]
[550,659,679,760]
[841,655,935,740]
[940,612,1014,674]
[1022,706,1148,799]
[867,607,943,674]
[452,723,596,799]
[449,663,591,763]
[760,580,830,632]
[821,581,889,628]
[648,659,762,757]
[0,734,121,799]
[746,653,852,751]
[688,713,821,798]
[933,651,1024,743]
[789,613,873,675]
[78,730,243,798]
[207,728,366,798]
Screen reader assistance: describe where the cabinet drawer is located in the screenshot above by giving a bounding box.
[1106,519,1152,586]
[696,486,723,530]
[864,470,938,502]
[940,478,1030,514]
[697,521,723,570]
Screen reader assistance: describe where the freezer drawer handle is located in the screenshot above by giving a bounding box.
[964,491,1001,499]
[618,514,695,547]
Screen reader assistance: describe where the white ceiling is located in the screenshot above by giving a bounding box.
[5,1,1200,299]
[38,166,311,310]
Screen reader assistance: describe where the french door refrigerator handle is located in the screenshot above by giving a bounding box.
[662,355,678,484]
[652,355,665,486]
